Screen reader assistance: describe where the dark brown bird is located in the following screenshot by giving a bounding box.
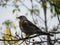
[17,16,53,37]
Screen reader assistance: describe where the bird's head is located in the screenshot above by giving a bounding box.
[17,16,27,22]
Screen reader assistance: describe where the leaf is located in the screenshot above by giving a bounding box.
[15,5,19,9]
[51,27,57,32]
[51,13,56,19]
[2,20,11,26]
[41,27,45,30]
[6,27,11,35]
[2,27,11,40]
[5,0,9,2]
[8,37,18,44]
[10,22,15,27]
[50,6,53,13]
[13,9,16,13]
[2,3,6,7]
[18,8,20,12]
[16,0,18,2]
[30,10,33,15]
[34,9,39,15]
[51,16,53,19]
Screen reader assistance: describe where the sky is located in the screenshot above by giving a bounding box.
[0,0,59,45]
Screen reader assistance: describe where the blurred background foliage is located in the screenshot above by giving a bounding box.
[0,0,60,45]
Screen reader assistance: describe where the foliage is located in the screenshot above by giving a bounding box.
[2,20,18,45]
[0,0,60,45]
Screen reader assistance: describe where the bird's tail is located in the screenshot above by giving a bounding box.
[46,33,53,36]
[39,32,54,36]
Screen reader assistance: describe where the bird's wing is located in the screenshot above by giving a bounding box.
[22,20,54,36]
[22,20,42,34]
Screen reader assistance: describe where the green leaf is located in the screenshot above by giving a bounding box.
[18,8,20,12]
[33,9,39,16]
[2,3,6,7]
[51,27,57,32]
[51,13,56,18]
[30,10,33,15]
[50,7,53,13]
[2,20,11,27]
[41,27,46,31]
[41,27,45,29]
[15,5,19,9]
[13,9,16,13]
[5,0,9,2]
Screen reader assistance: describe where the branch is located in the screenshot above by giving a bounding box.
[0,37,60,43]
[49,32,60,34]
[48,0,60,8]
[0,31,60,41]
[0,34,40,41]
[0,31,60,42]
[30,38,60,43]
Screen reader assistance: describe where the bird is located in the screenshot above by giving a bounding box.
[17,16,53,37]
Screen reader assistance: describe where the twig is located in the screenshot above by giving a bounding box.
[0,34,40,41]
[0,38,60,43]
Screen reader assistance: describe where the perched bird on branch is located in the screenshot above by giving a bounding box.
[17,16,53,37]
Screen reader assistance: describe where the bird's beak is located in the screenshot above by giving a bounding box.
[16,17,20,21]
[16,17,20,19]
